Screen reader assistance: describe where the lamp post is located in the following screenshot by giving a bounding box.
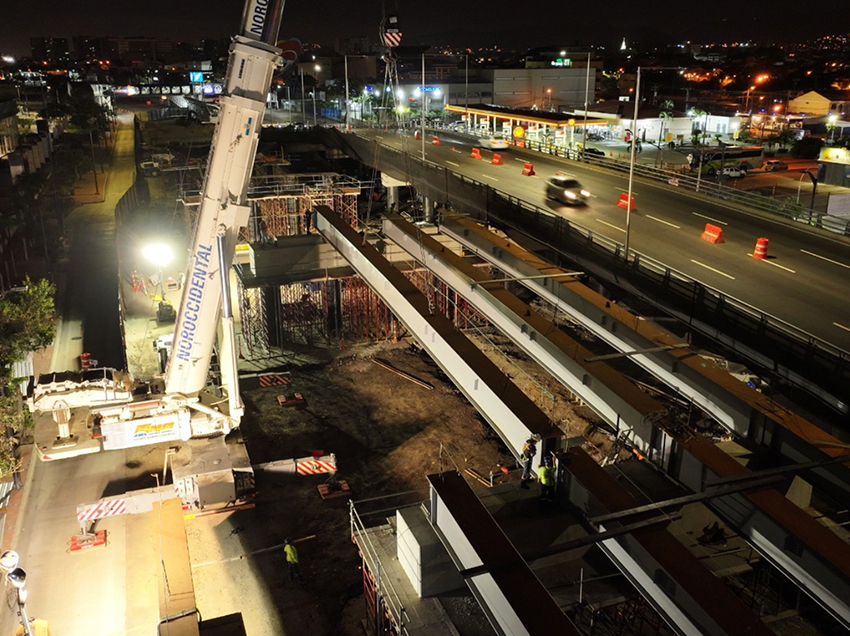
[312,64,320,127]
[344,55,350,129]
[464,53,469,131]
[299,67,306,124]
[421,53,426,160]
[624,66,640,262]
[582,51,591,157]
[1,550,33,636]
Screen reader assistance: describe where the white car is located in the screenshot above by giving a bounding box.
[479,135,510,150]
[721,165,747,178]
[545,173,591,206]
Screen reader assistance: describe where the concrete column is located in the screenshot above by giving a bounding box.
[387,186,399,211]
[424,196,434,224]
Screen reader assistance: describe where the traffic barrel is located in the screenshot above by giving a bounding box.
[521,162,535,176]
[470,147,481,159]
[414,130,420,140]
[753,237,769,260]
[491,153,503,165]
[80,352,91,370]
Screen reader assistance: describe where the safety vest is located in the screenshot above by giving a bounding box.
[284,544,299,564]
[539,465,555,486]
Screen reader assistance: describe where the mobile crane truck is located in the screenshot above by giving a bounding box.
[29,0,289,511]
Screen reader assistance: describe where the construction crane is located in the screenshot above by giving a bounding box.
[29,0,288,485]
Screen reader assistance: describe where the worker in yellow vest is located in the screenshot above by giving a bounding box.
[284,537,304,583]
[539,456,556,502]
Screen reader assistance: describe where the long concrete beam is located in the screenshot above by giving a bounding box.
[563,447,775,636]
[380,214,850,626]
[383,213,657,454]
[428,471,581,636]
[313,205,557,459]
[438,214,850,501]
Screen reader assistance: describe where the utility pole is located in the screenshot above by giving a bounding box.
[624,66,640,262]
[344,55,350,130]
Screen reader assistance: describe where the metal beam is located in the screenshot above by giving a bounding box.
[438,215,850,503]
[383,214,658,454]
[314,206,556,460]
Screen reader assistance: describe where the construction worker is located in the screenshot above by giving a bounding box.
[539,456,556,502]
[520,438,537,489]
[284,537,303,583]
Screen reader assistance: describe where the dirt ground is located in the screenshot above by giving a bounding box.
[231,341,520,636]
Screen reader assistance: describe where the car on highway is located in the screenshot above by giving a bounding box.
[721,165,747,178]
[545,173,591,206]
[583,147,606,158]
[479,135,510,150]
[764,159,788,172]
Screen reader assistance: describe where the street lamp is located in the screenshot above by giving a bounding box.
[312,64,321,127]
[828,114,838,143]
[1,550,33,636]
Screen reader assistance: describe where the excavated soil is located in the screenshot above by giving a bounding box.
[207,335,616,636]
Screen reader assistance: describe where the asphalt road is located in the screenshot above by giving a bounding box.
[361,130,850,353]
[2,115,164,636]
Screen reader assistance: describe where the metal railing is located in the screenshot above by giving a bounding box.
[331,129,850,412]
[350,497,428,636]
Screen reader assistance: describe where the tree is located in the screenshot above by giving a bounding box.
[0,278,57,383]
[775,128,798,150]
[655,100,674,167]
[790,137,823,159]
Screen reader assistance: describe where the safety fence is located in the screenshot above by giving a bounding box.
[322,128,850,414]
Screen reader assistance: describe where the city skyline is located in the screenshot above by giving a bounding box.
[2,0,849,58]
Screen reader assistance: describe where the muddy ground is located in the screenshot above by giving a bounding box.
[222,334,607,636]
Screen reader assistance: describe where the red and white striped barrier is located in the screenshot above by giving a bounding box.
[296,457,337,475]
[77,498,126,522]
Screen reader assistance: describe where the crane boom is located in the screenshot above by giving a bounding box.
[164,0,286,424]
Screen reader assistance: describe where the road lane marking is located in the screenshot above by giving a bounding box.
[646,215,681,229]
[800,249,850,269]
[596,219,625,232]
[446,160,460,167]
[482,174,500,182]
[835,322,850,334]
[751,257,796,273]
[692,212,728,226]
[690,259,736,280]
[514,157,527,163]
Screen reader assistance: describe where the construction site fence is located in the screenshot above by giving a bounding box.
[323,129,850,418]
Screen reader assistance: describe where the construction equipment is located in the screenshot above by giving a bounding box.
[29,0,290,509]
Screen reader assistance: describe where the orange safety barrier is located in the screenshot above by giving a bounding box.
[431,135,441,145]
[700,223,725,244]
[521,162,535,176]
[616,193,636,210]
[414,130,420,140]
[470,147,481,159]
[492,153,503,165]
[753,237,769,260]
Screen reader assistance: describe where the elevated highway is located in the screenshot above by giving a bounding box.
[320,127,850,416]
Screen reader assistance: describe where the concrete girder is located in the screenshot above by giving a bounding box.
[563,448,776,636]
[428,471,581,636]
[313,205,557,459]
[438,214,850,502]
[383,214,658,454]
[381,214,850,626]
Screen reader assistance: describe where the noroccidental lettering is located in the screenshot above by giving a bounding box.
[176,243,213,362]
[248,0,269,36]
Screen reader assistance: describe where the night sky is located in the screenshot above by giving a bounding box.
[2,0,848,57]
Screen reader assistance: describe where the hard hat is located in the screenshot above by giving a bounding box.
[543,456,552,464]
[284,537,292,544]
